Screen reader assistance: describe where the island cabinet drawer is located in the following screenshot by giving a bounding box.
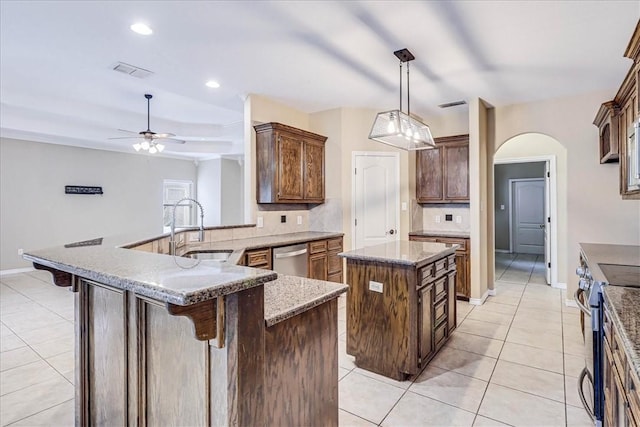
[434,299,447,325]
[433,277,447,302]
[447,254,455,271]
[246,248,272,268]
[434,321,448,350]
[309,240,327,254]
[435,257,448,276]
[419,264,436,287]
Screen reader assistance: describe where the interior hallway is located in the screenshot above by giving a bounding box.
[0,255,592,426]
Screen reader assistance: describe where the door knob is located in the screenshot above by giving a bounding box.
[539,224,545,229]
[389,229,396,235]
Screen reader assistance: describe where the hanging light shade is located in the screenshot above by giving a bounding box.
[369,48,436,150]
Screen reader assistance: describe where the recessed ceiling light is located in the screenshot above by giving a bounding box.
[205,80,220,89]
[130,23,153,35]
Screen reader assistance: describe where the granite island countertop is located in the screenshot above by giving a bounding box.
[338,240,457,269]
[409,230,470,239]
[23,231,343,306]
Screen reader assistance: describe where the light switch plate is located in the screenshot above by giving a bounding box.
[297,215,302,225]
[435,215,441,223]
[455,216,462,224]
[257,216,264,228]
[500,204,505,210]
[401,202,407,211]
[369,280,383,293]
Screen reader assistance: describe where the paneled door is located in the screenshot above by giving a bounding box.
[511,179,545,255]
[353,152,399,249]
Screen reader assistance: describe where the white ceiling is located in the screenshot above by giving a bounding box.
[1,1,638,160]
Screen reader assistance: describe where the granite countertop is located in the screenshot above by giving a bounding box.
[338,240,457,269]
[603,286,640,380]
[579,243,640,283]
[409,230,470,239]
[264,275,348,327]
[23,231,343,306]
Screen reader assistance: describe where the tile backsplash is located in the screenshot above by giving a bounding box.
[419,205,470,232]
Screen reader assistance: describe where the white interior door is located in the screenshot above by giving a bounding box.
[353,152,399,249]
[544,162,551,284]
[512,179,545,255]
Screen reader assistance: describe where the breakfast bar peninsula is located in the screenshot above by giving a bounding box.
[340,240,458,381]
[24,230,346,426]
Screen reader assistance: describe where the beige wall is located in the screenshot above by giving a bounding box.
[491,90,640,300]
[0,137,197,270]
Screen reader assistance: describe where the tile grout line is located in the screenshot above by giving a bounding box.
[3,398,74,427]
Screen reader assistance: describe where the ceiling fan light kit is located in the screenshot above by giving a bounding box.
[369,48,436,151]
[109,94,185,154]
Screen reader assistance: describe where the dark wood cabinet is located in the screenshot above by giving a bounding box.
[344,252,456,381]
[594,101,620,163]
[245,248,272,269]
[409,235,470,300]
[254,122,327,204]
[416,134,469,203]
[308,237,343,283]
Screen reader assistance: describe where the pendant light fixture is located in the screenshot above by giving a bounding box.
[369,48,435,150]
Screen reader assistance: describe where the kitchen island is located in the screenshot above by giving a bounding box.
[339,240,457,381]
[23,232,346,427]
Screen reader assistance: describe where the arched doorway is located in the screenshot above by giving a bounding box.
[493,133,567,289]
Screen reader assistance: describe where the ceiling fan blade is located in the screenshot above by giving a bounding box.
[152,133,176,139]
[108,136,144,140]
[162,138,186,144]
[116,128,140,134]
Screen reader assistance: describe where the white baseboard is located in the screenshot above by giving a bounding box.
[0,267,35,276]
[551,282,567,290]
[565,299,578,308]
[494,249,510,254]
[469,289,491,305]
[488,289,497,296]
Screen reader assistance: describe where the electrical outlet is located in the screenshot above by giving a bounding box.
[257,216,264,228]
[401,202,407,211]
[369,280,383,293]
[435,215,441,223]
[455,215,462,224]
[280,215,286,223]
[500,204,505,210]
[297,215,302,225]
[17,248,24,256]
[445,214,453,221]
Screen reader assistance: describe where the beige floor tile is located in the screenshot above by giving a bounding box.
[429,347,497,381]
[519,298,562,312]
[339,372,405,425]
[566,403,594,426]
[506,326,563,352]
[478,383,565,426]
[565,353,586,378]
[353,367,412,390]
[381,391,476,427]
[465,310,514,326]
[410,366,488,413]
[472,415,511,426]
[515,305,563,321]
[339,409,376,426]
[339,367,352,381]
[0,360,63,396]
[457,302,475,319]
[474,301,517,315]
[509,316,563,335]
[457,318,509,341]
[29,336,74,359]
[2,308,68,334]
[485,294,521,306]
[499,342,564,374]
[0,324,12,337]
[46,351,74,376]
[565,375,586,408]
[490,359,565,403]
[0,346,41,372]
[0,300,41,317]
[0,376,74,426]
[16,321,74,346]
[564,335,586,357]
[11,398,74,426]
[563,312,581,326]
[0,333,27,352]
[446,331,504,359]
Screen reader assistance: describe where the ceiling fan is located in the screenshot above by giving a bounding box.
[109,94,185,153]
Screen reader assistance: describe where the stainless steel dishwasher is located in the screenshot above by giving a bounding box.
[272,243,308,277]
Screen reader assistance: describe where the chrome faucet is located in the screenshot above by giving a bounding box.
[170,197,205,255]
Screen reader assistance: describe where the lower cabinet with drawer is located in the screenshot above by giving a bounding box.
[345,251,456,381]
[308,237,343,283]
[603,305,640,427]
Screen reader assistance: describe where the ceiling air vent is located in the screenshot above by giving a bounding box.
[438,100,467,109]
[112,62,153,79]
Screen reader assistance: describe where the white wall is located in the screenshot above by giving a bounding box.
[0,137,197,270]
[220,158,244,225]
[197,158,222,226]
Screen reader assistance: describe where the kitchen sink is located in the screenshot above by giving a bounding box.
[181,250,232,262]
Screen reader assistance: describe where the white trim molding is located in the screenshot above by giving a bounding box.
[488,289,497,296]
[469,289,491,305]
[0,267,35,276]
[552,282,567,290]
[495,249,510,254]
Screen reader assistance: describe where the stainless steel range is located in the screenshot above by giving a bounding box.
[575,244,640,427]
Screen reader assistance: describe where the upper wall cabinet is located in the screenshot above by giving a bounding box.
[595,21,640,199]
[416,134,469,204]
[254,122,327,204]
